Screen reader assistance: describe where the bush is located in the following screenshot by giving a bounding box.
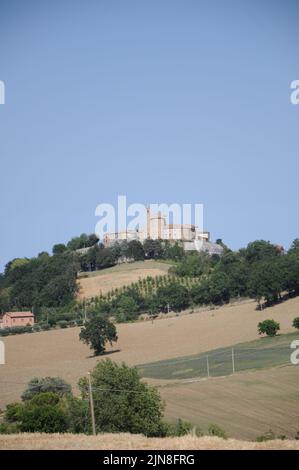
[293,317,299,330]
[57,320,69,329]
[0,422,20,434]
[166,419,202,437]
[39,322,51,331]
[256,429,276,442]
[19,394,68,433]
[2,392,69,434]
[258,319,280,337]
[208,423,227,439]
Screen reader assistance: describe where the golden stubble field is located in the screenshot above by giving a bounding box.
[0,298,299,439]
[77,260,171,299]
[1,433,298,450]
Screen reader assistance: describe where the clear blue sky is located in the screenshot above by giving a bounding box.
[0,0,298,271]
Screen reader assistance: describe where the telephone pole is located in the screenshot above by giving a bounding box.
[88,372,96,435]
[206,355,210,378]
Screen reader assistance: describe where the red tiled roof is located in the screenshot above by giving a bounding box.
[5,311,34,318]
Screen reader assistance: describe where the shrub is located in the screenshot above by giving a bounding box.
[19,394,68,433]
[57,320,69,329]
[256,429,276,442]
[208,423,227,439]
[293,317,299,330]
[258,319,280,337]
[166,419,202,437]
[39,322,51,331]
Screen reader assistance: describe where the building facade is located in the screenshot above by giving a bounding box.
[1,311,34,329]
[104,210,223,255]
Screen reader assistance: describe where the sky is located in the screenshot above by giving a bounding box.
[0,0,298,271]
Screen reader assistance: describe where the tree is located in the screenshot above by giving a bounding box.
[258,319,280,337]
[157,282,190,312]
[21,377,72,401]
[293,317,299,330]
[164,242,185,261]
[248,259,282,306]
[208,272,230,305]
[143,239,164,259]
[244,240,278,264]
[78,359,166,436]
[52,243,67,255]
[79,316,118,355]
[126,240,145,261]
[115,295,139,322]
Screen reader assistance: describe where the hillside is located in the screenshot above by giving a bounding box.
[77,260,172,299]
[1,296,299,439]
[0,433,298,450]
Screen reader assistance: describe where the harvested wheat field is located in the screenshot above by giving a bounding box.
[0,433,298,450]
[77,260,171,299]
[161,365,299,440]
[1,296,299,410]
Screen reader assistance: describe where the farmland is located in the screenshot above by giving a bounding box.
[77,260,172,299]
[138,331,299,380]
[0,296,299,441]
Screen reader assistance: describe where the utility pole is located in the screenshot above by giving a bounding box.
[232,347,235,374]
[206,355,210,378]
[88,372,96,436]
[84,299,87,324]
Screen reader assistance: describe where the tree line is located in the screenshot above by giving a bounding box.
[1,236,299,325]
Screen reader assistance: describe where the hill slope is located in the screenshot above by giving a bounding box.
[77,260,172,299]
[1,296,298,410]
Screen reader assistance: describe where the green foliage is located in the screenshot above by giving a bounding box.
[2,252,79,311]
[258,319,280,337]
[115,295,139,322]
[3,392,69,433]
[292,317,299,329]
[157,282,190,312]
[167,419,196,437]
[79,316,118,355]
[0,325,33,336]
[52,243,67,255]
[171,252,210,277]
[256,429,276,442]
[143,239,164,259]
[21,376,72,401]
[67,233,99,251]
[126,240,145,261]
[79,359,166,436]
[208,423,227,439]
[57,320,69,328]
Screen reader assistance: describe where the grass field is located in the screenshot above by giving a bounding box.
[0,432,298,450]
[138,332,299,380]
[77,260,172,299]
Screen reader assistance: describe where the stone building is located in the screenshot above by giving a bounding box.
[104,210,223,255]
